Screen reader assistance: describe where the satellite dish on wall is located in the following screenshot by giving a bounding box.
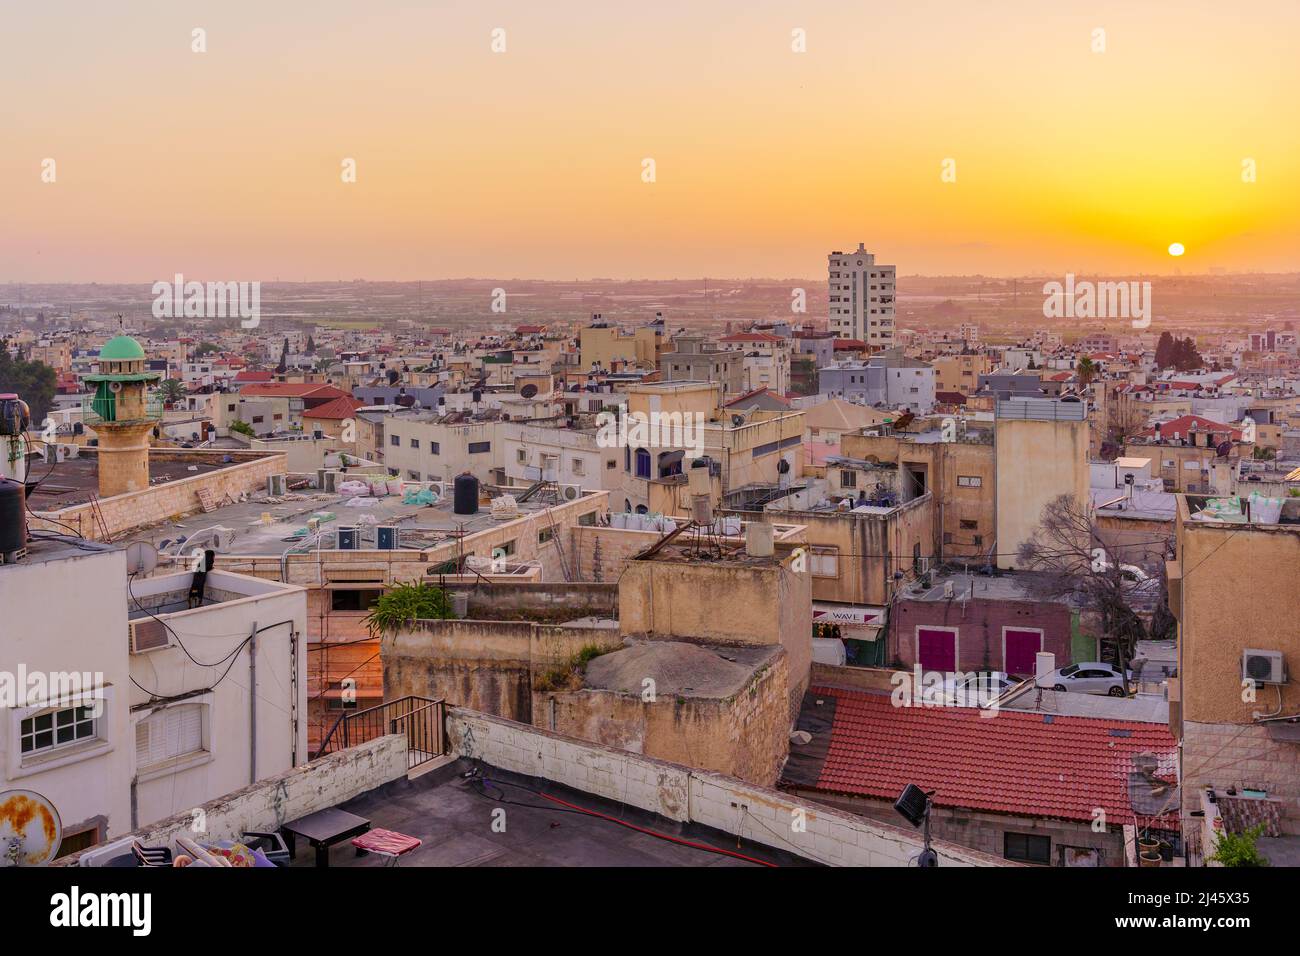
[1215,441,1233,458]
[0,789,63,866]
[520,384,539,399]
[125,540,159,575]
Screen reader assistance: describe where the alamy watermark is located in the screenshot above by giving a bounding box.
[596,406,706,459]
[890,665,1004,718]
[0,666,106,716]
[1042,273,1151,329]
[152,273,261,328]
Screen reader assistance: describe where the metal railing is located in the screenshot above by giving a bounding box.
[81,393,166,426]
[315,696,446,770]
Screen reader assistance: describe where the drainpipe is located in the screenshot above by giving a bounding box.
[129,776,138,831]
[249,620,258,785]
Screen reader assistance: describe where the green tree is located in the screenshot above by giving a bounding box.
[1154,331,1175,368]
[0,344,57,425]
[364,582,455,637]
[1076,356,1097,387]
[229,419,256,438]
[157,378,187,405]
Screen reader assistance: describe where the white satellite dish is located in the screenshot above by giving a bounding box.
[0,789,63,866]
[125,541,159,576]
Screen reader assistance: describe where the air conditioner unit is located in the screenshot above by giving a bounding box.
[1242,649,1286,685]
[129,618,172,654]
[560,484,582,502]
[427,481,449,499]
[336,527,359,550]
[267,474,288,496]
[376,526,400,550]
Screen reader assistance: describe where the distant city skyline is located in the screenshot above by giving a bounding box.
[4,1,1299,282]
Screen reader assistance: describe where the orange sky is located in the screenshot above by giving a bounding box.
[3,1,1299,281]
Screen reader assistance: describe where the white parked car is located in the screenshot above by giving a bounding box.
[1041,662,1130,697]
[938,671,1017,706]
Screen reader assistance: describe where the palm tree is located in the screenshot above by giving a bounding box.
[1076,356,1098,389]
[157,378,187,407]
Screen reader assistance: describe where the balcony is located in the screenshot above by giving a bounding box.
[81,393,165,426]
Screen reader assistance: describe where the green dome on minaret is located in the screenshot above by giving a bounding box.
[99,335,147,361]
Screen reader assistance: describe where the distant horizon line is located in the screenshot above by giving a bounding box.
[4,269,1299,287]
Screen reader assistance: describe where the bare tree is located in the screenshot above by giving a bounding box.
[1016,494,1159,671]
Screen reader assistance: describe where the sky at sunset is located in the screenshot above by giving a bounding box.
[3,0,1299,282]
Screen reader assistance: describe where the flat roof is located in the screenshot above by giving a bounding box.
[292,757,811,867]
[115,483,602,557]
[26,455,230,509]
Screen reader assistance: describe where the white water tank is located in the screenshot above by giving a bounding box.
[745,521,775,557]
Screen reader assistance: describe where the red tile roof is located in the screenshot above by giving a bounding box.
[801,685,1178,829]
[302,396,364,420]
[238,383,349,399]
[234,370,274,383]
[1140,415,1242,441]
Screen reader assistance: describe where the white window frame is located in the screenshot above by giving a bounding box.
[133,696,214,782]
[6,685,115,779]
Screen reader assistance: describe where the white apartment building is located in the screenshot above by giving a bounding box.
[0,539,307,857]
[381,413,504,484]
[828,243,896,346]
[500,422,621,492]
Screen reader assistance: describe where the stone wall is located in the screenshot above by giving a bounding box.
[535,648,790,787]
[1182,720,1300,834]
[444,707,1008,867]
[381,619,623,723]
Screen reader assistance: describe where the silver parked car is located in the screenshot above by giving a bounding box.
[1041,662,1129,697]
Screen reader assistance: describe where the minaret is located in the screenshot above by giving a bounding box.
[84,330,161,497]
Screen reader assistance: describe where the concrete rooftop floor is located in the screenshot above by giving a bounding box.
[288,758,813,868]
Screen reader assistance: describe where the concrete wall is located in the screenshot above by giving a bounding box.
[31,450,286,541]
[127,571,308,829]
[794,789,1126,866]
[382,619,622,723]
[995,417,1088,569]
[58,734,409,864]
[536,649,790,787]
[617,553,813,717]
[0,548,133,846]
[444,707,1007,867]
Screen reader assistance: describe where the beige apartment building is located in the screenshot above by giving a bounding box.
[842,422,996,563]
[931,354,991,396]
[994,398,1090,569]
[1170,495,1300,854]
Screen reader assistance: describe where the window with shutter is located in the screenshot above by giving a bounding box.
[135,704,205,769]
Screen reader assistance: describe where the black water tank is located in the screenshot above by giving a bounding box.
[0,478,26,555]
[453,473,479,515]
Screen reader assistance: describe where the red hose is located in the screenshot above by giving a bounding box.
[537,791,778,867]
